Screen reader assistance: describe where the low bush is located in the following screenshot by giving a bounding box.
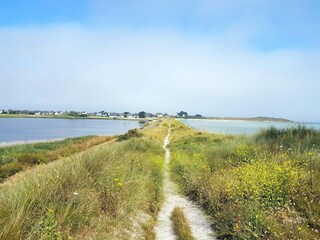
[117,128,142,141]
[0,161,23,181]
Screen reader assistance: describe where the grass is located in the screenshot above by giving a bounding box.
[171,207,195,240]
[142,220,157,240]
[0,121,168,239]
[256,125,320,153]
[0,135,113,182]
[2,118,320,239]
[169,120,320,239]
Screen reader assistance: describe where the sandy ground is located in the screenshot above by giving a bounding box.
[154,129,216,240]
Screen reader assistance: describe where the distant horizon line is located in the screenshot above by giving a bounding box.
[1,108,319,123]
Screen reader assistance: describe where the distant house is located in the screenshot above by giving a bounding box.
[156,113,164,117]
[146,113,155,119]
[125,113,134,118]
[109,112,119,118]
[97,111,109,117]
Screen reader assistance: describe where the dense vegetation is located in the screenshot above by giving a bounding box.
[2,119,320,239]
[170,121,320,239]
[0,136,112,182]
[0,122,167,239]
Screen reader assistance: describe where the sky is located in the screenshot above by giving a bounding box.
[0,0,319,121]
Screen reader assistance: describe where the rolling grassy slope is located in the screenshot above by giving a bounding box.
[169,120,320,239]
[0,121,168,239]
[2,119,320,239]
[0,135,113,182]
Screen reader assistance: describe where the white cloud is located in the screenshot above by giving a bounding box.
[0,24,319,121]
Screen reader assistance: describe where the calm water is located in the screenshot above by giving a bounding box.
[181,119,320,135]
[0,118,142,144]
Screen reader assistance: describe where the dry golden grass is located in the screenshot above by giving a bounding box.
[0,123,168,239]
[171,207,195,240]
[0,136,113,182]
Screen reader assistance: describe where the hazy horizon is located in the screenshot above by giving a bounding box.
[1,1,319,122]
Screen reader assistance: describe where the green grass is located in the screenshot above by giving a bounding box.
[3,119,320,239]
[171,207,195,240]
[256,125,320,152]
[0,122,168,239]
[169,121,320,239]
[0,136,113,182]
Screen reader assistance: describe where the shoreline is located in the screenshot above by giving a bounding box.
[205,116,293,123]
[181,118,295,123]
[0,114,152,121]
[0,120,153,148]
[0,138,64,148]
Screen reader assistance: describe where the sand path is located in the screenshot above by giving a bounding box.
[154,129,216,240]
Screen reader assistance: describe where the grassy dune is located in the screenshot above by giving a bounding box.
[2,119,320,239]
[0,122,168,239]
[170,121,320,239]
[0,135,113,182]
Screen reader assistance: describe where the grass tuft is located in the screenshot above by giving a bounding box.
[171,207,195,240]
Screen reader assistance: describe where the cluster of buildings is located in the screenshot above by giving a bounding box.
[1,109,203,119]
[1,109,66,116]
[94,111,169,119]
[0,109,170,119]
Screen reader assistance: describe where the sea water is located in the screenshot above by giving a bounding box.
[181,119,320,135]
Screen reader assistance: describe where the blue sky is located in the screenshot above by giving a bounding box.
[0,0,319,121]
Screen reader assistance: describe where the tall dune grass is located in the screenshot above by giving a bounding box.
[170,122,320,239]
[256,125,320,152]
[0,136,112,182]
[0,123,167,239]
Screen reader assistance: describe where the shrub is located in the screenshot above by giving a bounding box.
[225,160,301,207]
[17,153,45,165]
[117,129,142,141]
[0,161,23,181]
[231,145,260,164]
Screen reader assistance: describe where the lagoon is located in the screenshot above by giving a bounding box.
[181,119,320,135]
[0,118,142,144]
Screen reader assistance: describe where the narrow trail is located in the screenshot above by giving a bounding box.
[154,129,216,240]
